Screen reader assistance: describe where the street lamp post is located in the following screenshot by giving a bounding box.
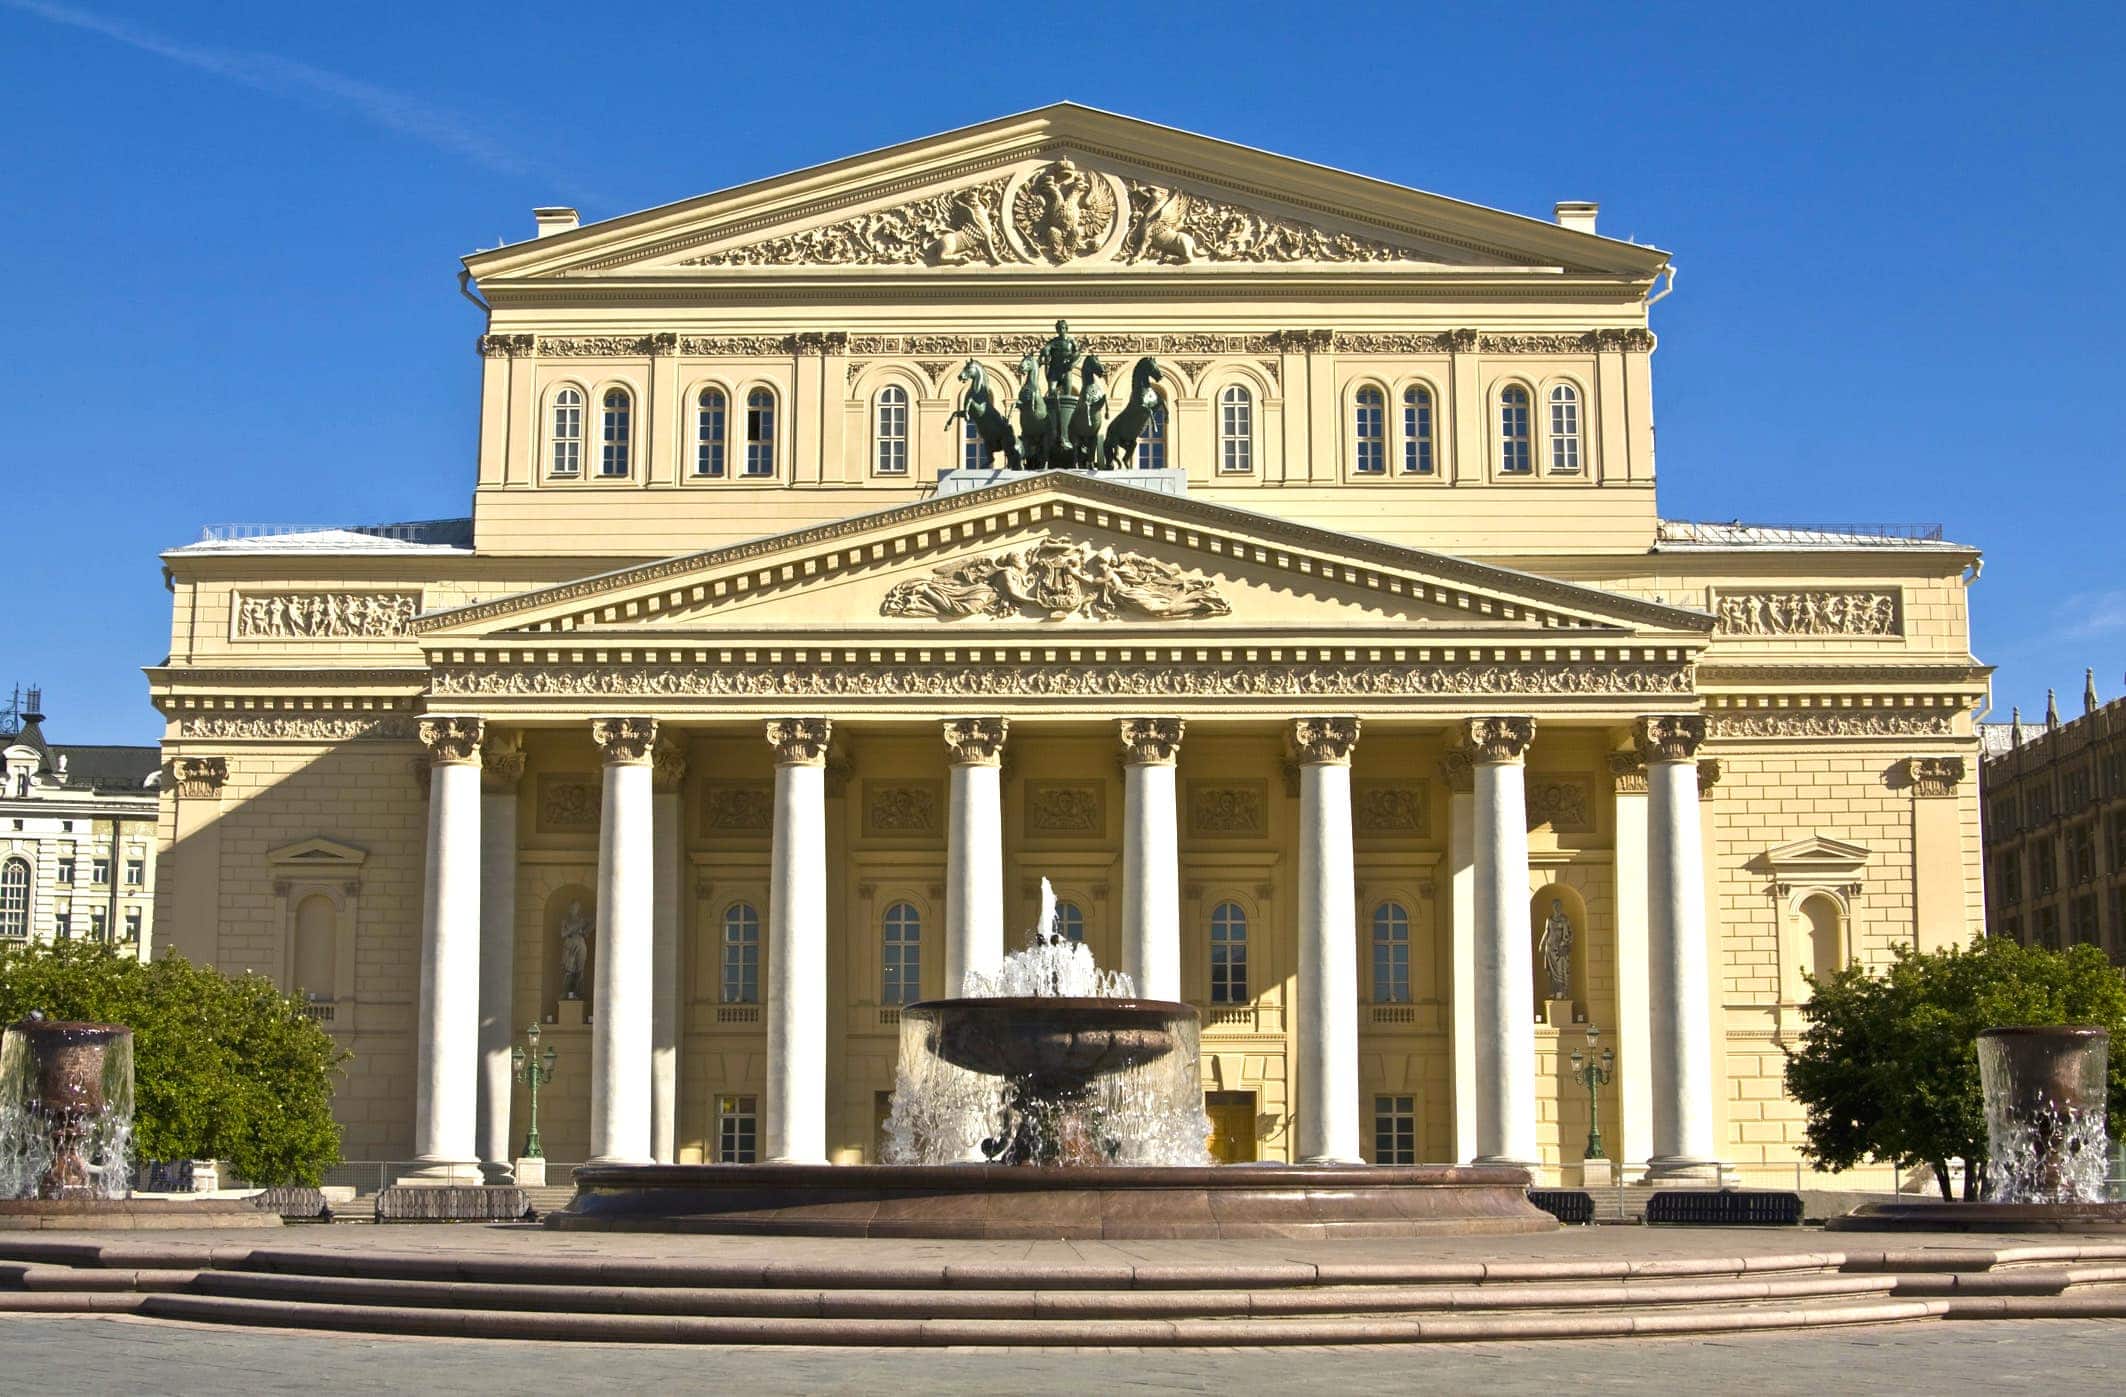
[1568,1024,1616,1162]
[511,1022,558,1161]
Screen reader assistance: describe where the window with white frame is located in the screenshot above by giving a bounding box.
[550,387,583,476]
[53,907,70,940]
[716,1094,758,1163]
[1210,901,1249,1003]
[744,389,776,477]
[0,859,28,938]
[1354,387,1386,474]
[90,855,109,885]
[89,906,107,940]
[963,416,982,471]
[695,387,727,477]
[721,902,760,1004]
[1135,396,1168,470]
[882,901,922,1005]
[1499,385,1533,474]
[875,385,910,475]
[124,857,144,887]
[1054,899,1086,944]
[123,907,141,941]
[1548,384,1581,473]
[1218,385,1253,473]
[1402,386,1435,475]
[1372,901,1411,1003]
[1374,1094,1417,1164]
[598,388,632,477]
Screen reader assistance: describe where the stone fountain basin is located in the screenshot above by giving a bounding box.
[909,997,1188,1092]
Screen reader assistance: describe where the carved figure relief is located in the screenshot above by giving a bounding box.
[1525,775,1593,833]
[1713,590,1901,637]
[701,781,774,832]
[879,537,1229,622]
[1353,781,1428,835]
[686,177,1013,267]
[863,781,941,837]
[1118,182,1423,265]
[1188,782,1267,838]
[1025,781,1104,836]
[558,901,591,1000]
[538,775,599,833]
[177,714,414,741]
[235,593,419,639]
[1708,710,1955,738]
[1538,898,1574,1001]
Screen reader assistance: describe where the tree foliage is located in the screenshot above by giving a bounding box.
[1785,938,2126,1199]
[0,941,347,1186]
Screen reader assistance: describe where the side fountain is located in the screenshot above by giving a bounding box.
[553,882,1554,1237]
[0,1013,278,1230]
[1832,1025,2126,1232]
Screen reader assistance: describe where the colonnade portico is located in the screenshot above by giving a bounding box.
[411,707,1722,1179]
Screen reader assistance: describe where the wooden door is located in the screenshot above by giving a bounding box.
[1205,1090,1257,1163]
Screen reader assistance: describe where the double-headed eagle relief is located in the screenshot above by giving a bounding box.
[880,537,1230,623]
[948,320,1164,472]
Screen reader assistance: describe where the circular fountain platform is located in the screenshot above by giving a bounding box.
[547,1162,1558,1239]
[1828,1201,2126,1233]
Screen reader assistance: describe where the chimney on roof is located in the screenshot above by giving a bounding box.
[1554,201,1599,235]
[533,207,580,238]
[2085,668,2100,714]
[22,686,41,723]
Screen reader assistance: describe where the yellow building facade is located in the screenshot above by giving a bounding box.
[149,106,1988,1184]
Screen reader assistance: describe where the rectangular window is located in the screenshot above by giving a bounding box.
[1218,390,1253,474]
[960,418,980,473]
[744,396,775,477]
[1402,391,1433,475]
[1209,907,1249,1005]
[721,917,759,1005]
[717,1094,758,1164]
[1996,850,2022,904]
[89,907,107,939]
[123,908,142,941]
[2033,840,2057,896]
[1354,393,1385,474]
[2036,904,2061,950]
[1373,1095,1417,1165]
[2070,825,2097,884]
[53,908,70,941]
[1134,404,1167,470]
[55,857,73,886]
[2111,813,2126,869]
[2071,894,2100,946]
[124,858,144,888]
[90,857,110,886]
[2001,915,2021,944]
[696,395,727,477]
[1548,391,1581,472]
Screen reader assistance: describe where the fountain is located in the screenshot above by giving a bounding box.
[0,1013,278,1230]
[1832,1025,2126,1232]
[553,881,1555,1237]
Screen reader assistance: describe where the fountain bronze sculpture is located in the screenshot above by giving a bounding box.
[552,883,1555,1238]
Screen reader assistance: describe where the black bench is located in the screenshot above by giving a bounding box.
[1644,1189,1804,1226]
[1527,1189,1595,1224]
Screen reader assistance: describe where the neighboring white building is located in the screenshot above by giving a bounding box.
[0,689,161,954]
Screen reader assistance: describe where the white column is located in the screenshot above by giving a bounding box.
[1119,718,1184,1001]
[765,717,831,1164]
[1609,750,1654,1170]
[650,737,686,1164]
[1639,715,1721,1179]
[474,731,522,1182]
[942,719,1007,995]
[1292,717,1361,1164]
[1443,748,1479,1163]
[412,716,484,1179]
[1468,716,1537,1167]
[589,717,657,1165]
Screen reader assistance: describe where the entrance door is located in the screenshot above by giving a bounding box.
[1205,1090,1257,1163]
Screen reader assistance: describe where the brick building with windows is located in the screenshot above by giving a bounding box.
[1982,672,2126,959]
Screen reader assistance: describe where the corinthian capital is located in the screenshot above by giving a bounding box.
[168,756,228,799]
[941,717,1009,766]
[1633,714,1707,764]
[765,717,832,766]
[1289,716,1361,765]
[417,716,485,766]
[651,735,688,790]
[480,730,525,792]
[1905,755,1966,798]
[1607,750,1649,795]
[1118,717,1185,765]
[1462,716,1535,764]
[1437,745,1475,793]
[591,716,658,765]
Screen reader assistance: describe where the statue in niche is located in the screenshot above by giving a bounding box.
[559,900,591,1000]
[1538,898,1574,1002]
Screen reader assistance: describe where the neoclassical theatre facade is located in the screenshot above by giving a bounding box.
[150,106,1988,1183]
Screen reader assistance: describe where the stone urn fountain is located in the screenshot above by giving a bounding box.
[1833,1025,2126,1232]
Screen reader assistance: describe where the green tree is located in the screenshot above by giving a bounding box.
[0,941,347,1186]
[1785,938,2126,1199]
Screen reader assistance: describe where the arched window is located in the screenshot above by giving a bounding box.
[293,893,335,999]
[1547,384,1581,473]
[721,902,760,1004]
[1218,385,1253,474]
[963,415,983,471]
[0,858,28,939]
[550,387,583,477]
[1210,901,1249,1003]
[875,386,909,475]
[1054,899,1086,944]
[1372,901,1411,1003]
[1402,386,1434,476]
[882,901,922,1005]
[1800,895,1844,996]
[1499,385,1532,474]
[1354,387,1386,474]
[598,388,632,477]
[695,388,727,478]
[744,389,776,477]
[1135,395,1168,470]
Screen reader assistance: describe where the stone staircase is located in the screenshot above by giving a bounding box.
[4,1237,2126,1345]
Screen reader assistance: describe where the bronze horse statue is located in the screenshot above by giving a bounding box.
[949,359,1019,469]
[1101,356,1164,469]
[1069,354,1109,469]
[1015,351,1056,469]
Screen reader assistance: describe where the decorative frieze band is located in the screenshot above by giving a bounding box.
[941,717,1009,765]
[175,714,415,741]
[1711,589,1901,638]
[234,592,420,640]
[1708,710,1957,739]
[1118,717,1185,765]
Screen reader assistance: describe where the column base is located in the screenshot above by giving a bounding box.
[1643,1155,1732,1186]
[478,1159,517,1186]
[396,1156,481,1187]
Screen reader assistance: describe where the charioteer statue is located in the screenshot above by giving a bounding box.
[951,318,1163,473]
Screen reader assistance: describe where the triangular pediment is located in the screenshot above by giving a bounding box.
[419,473,1709,643]
[265,837,369,870]
[1760,835,1871,878]
[466,105,1668,285]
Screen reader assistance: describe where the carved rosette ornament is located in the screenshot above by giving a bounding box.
[1437,746,1475,794]
[651,736,689,791]
[1608,750,1649,796]
[1462,716,1536,765]
[1289,717,1361,766]
[591,717,658,766]
[169,757,228,800]
[1633,714,1707,765]
[417,716,485,766]
[1118,717,1185,765]
[941,717,1009,766]
[1905,756,1967,798]
[480,731,526,793]
[765,718,832,767]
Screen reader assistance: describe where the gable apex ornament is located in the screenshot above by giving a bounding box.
[880,536,1229,622]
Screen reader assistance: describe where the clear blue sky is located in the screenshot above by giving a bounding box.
[2,0,2119,743]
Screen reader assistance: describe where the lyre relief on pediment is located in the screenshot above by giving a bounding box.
[880,536,1230,622]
